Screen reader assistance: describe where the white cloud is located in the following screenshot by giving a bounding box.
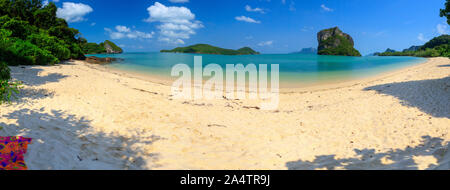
[116,25,131,33]
[56,2,93,23]
[169,0,189,3]
[105,26,154,40]
[145,2,203,45]
[90,22,96,26]
[258,40,273,46]
[245,5,265,14]
[235,16,261,24]
[417,33,428,42]
[321,4,333,12]
[437,23,449,35]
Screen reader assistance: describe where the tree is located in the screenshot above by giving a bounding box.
[440,0,450,25]
[33,2,58,29]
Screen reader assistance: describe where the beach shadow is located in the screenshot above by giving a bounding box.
[5,88,55,104]
[0,108,162,170]
[10,67,68,86]
[363,76,450,118]
[286,136,450,170]
[4,66,68,104]
[437,64,450,67]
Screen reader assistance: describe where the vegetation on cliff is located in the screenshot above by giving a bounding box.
[103,40,123,53]
[161,44,259,55]
[81,40,123,54]
[317,27,361,57]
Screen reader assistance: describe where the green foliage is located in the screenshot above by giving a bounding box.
[0,61,10,80]
[0,0,86,66]
[161,44,260,55]
[440,0,450,25]
[420,35,450,50]
[10,39,58,65]
[1,16,36,39]
[317,35,361,56]
[0,79,21,104]
[414,48,441,57]
[0,61,21,104]
[378,35,450,58]
[0,29,30,65]
[27,32,71,60]
[81,40,123,54]
[81,42,106,54]
[0,0,42,23]
[237,47,259,55]
[434,44,450,57]
[32,2,57,29]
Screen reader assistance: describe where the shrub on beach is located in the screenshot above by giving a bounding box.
[0,61,20,104]
[0,61,10,81]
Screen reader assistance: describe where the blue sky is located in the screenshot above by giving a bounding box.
[52,0,449,55]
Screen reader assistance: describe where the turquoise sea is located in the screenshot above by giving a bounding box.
[88,52,426,86]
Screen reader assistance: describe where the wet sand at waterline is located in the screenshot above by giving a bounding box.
[1,57,449,170]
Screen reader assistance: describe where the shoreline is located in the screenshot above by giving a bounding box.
[1,57,449,170]
[89,57,429,93]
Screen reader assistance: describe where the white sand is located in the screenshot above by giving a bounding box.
[0,57,449,170]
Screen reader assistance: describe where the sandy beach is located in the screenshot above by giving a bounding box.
[0,57,449,170]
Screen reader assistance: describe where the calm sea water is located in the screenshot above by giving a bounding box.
[88,52,426,86]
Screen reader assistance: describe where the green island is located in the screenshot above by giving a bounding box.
[161,44,260,55]
[376,35,450,57]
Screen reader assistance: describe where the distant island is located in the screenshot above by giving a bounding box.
[376,35,450,57]
[81,40,123,54]
[317,27,361,57]
[291,47,317,54]
[161,44,260,55]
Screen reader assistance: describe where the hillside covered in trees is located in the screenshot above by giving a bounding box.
[377,35,450,57]
[161,44,260,55]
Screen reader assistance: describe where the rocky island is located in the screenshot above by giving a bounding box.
[317,27,361,56]
[81,40,123,54]
[81,40,124,64]
[161,44,260,55]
